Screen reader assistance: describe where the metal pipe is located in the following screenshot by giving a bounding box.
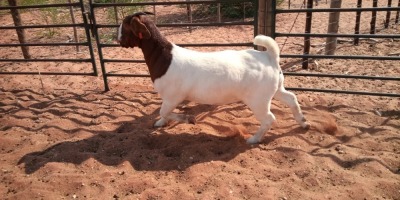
[0,58,93,62]
[354,0,363,45]
[92,0,254,8]
[284,72,400,81]
[303,0,313,69]
[0,2,80,10]
[0,42,89,47]
[274,32,400,38]
[89,0,109,91]
[95,21,254,28]
[0,24,86,29]
[286,87,400,97]
[275,7,400,13]
[280,54,400,60]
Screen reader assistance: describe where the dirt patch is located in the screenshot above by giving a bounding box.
[1,0,399,199]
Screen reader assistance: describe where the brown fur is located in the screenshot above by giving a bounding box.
[119,15,173,82]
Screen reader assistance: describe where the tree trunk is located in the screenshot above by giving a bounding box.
[8,0,31,59]
[325,0,342,55]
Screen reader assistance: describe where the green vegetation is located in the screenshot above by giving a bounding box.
[94,0,144,24]
[194,2,255,20]
[193,0,284,20]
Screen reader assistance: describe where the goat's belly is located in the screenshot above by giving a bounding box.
[185,90,240,105]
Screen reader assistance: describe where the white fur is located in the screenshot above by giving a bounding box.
[153,35,309,144]
[117,24,123,42]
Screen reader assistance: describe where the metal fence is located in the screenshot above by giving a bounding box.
[273,0,400,97]
[89,0,257,91]
[1,0,399,97]
[0,0,97,76]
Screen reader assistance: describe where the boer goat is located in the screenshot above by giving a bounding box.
[117,12,310,144]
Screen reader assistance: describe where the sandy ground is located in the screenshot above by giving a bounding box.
[1,0,400,199]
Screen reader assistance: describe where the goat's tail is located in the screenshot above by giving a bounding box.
[253,35,280,60]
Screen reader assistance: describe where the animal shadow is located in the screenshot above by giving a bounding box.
[18,104,251,174]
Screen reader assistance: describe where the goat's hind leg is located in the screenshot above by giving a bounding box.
[274,87,310,129]
[154,100,196,127]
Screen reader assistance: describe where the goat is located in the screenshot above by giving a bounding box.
[117,12,310,144]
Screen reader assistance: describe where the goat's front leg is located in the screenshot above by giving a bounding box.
[154,100,196,127]
[244,97,276,144]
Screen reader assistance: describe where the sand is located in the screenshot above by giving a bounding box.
[1,0,399,199]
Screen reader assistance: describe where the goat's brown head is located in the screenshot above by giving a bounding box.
[117,12,154,48]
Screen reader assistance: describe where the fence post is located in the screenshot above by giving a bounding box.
[257,0,265,50]
[265,0,273,38]
[396,0,400,24]
[384,0,392,28]
[112,0,118,25]
[354,0,362,45]
[217,3,221,23]
[153,0,157,23]
[7,0,31,59]
[370,0,378,34]
[257,0,274,50]
[325,0,342,55]
[186,0,192,33]
[68,0,80,52]
[303,0,313,69]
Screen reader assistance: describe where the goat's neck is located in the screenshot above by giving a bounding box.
[139,25,173,82]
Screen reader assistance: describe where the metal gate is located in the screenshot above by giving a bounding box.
[0,0,97,76]
[272,0,400,97]
[89,0,257,91]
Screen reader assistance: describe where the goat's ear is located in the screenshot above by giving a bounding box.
[130,16,151,39]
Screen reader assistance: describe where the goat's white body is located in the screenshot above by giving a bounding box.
[154,46,279,105]
[151,35,309,143]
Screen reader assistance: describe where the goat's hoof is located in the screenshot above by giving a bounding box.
[154,118,167,127]
[246,137,260,145]
[187,115,196,124]
[302,122,311,129]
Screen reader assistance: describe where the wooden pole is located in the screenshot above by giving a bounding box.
[354,0,362,45]
[257,0,273,37]
[7,0,30,59]
[257,0,266,50]
[217,3,221,23]
[257,0,274,50]
[112,0,118,25]
[186,0,192,33]
[257,0,266,36]
[243,2,246,21]
[370,0,378,34]
[68,0,79,52]
[384,0,392,28]
[265,0,273,37]
[153,0,157,23]
[325,0,342,55]
[303,0,313,69]
[396,0,400,24]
